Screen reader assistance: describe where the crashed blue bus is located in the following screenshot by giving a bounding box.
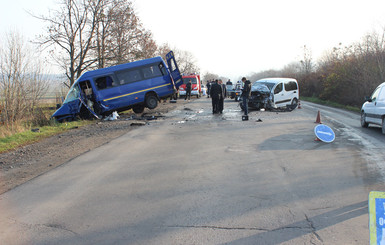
[52,51,182,122]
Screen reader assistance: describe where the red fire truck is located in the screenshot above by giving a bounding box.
[178,74,202,98]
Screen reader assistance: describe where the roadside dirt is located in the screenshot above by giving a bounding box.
[0,99,190,194]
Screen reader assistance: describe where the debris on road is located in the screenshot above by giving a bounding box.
[104,111,120,121]
[130,122,146,126]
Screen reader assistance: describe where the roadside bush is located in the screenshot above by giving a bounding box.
[0,31,50,129]
[30,108,54,127]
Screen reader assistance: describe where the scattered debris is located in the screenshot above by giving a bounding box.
[31,128,40,133]
[130,122,146,126]
[104,111,120,121]
[184,108,192,111]
[256,119,263,122]
[140,113,164,121]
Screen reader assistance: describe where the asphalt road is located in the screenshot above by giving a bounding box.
[0,98,384,244]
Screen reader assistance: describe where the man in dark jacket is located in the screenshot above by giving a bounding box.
[241,77,251,115]
[185,80,192,100]
[206,81,211,98]
[210,79,222,114]
[218,79,226,113]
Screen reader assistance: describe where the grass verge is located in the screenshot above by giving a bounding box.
[301,96,361,113]
[0,120,93,153]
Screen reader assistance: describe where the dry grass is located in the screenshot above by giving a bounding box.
[0,121,27,138]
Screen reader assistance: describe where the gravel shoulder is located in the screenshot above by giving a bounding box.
[0,99,189,194]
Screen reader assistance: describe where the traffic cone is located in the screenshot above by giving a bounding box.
[315,110,322,124]
[298,100,302,109]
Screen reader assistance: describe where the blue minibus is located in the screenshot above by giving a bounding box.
[52,51,182,122]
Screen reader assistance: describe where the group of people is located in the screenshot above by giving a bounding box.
[206,77,251,115]
[208,79,226,114]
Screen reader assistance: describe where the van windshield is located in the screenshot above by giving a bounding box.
[252,81,275,91]
[183,78,198,84]
[63,84,80,103]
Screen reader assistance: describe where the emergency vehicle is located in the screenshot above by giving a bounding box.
[178,74,202,98]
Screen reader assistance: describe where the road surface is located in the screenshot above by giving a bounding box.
[0,98,384,244]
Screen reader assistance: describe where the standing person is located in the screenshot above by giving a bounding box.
[206,81,211,98]
[241,77,251,116]
[210,79,221,114]
[218,79,226,113]
[185,80,192,100]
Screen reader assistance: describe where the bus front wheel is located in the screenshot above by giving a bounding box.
[133,104,145,113]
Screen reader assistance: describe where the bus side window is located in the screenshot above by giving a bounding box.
[142,65,162,79]
[95,76,115,90]
[159,63,167,75]
[116,69,142,85]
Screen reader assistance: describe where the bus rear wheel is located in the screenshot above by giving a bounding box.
[145,94,158,109]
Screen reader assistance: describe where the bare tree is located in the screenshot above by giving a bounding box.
[174,49,200,74]
[136,31,157,59]
[0,31,50,127]
[103,0,157,65]
[156,43,200,74]
[156,43,172,60]
[202,72,219,82]
[37,0,107,87]
[300,45,314,75]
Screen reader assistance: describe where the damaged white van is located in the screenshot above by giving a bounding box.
[245,78,299,110]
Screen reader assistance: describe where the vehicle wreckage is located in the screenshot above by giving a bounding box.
[52,51,182,122]
[240,78,299,112]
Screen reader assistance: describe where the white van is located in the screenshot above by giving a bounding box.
[361,82,385,134]
[248,78,299,110]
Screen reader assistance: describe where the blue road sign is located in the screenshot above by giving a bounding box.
[369,191,385,245]
[314,124,335,143]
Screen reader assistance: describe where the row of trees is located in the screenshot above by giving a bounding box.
[0,0,200,129]
[37,0,199,88]
[247,30,385,108]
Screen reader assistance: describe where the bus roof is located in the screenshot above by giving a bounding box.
[77,56,164,81]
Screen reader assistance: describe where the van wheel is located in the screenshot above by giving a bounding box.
[361,112,369,128]
[291,98,298,107]
[382,117,385,134]
[133,104,145,113]
[145,94,158,109]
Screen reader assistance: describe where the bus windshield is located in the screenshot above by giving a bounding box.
[63,84,80,103]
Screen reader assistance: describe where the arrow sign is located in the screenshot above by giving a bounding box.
[314,124,335,143]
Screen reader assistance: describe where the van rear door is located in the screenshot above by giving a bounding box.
[166,51,183,88]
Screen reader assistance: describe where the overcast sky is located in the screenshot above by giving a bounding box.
[2,0,385,81]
